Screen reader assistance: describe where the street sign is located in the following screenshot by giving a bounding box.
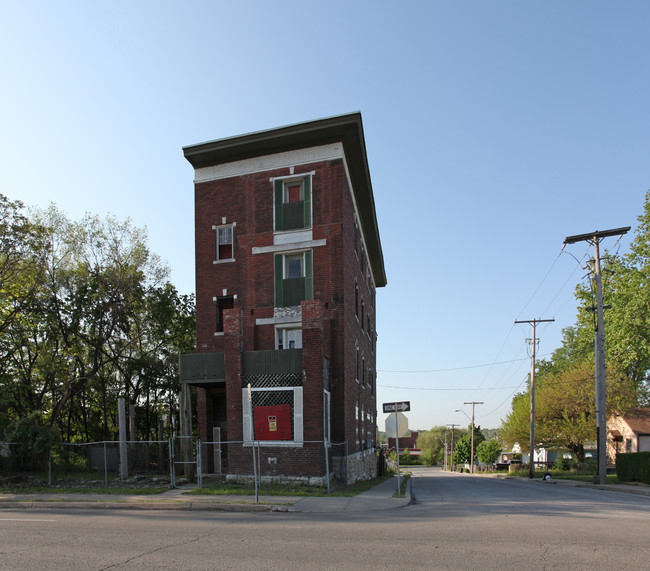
[385,412,409,438]
[383,401,411,413]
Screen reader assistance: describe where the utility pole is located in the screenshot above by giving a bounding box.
[447,423,459,471]
[564,226,630,485]
[515,318,554,479]
[463,402,483,473]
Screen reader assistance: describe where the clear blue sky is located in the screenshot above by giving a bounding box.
[2,1,648,432]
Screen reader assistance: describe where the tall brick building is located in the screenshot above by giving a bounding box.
[180,113,386,484]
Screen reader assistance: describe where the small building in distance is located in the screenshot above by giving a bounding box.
[180,113,386,485]
[387,431,421,456]
[608,407,650,462]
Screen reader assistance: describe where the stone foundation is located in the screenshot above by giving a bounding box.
[332,448,377,485]
[225,473,332,487]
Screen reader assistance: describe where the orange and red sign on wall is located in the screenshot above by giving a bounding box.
[253,404,292,440]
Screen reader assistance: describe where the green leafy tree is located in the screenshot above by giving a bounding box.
[5,415,59,471]
[499,192,650,464]
[416,425,454,466]
[596,191,650,402]
[476,439,502,465]
[500,361,636,461]
[0,202,196,444]
[453,425,485,465]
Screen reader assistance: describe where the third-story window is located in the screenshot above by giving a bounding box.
[215,225,234,261]
[274,251,313,307]
[274,176,312,231]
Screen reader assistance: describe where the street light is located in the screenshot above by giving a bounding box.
[455,409,471,422]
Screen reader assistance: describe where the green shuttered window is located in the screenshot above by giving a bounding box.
[274,176,311,231]
[274,251,313,307]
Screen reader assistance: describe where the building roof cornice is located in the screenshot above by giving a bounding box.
[183,112,386,287]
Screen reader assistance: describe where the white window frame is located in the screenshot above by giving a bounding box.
[276,326,302,349]
[284,252,305,279]
[272,172,314,234]
[283,179,305,203]
[213,222,236,263]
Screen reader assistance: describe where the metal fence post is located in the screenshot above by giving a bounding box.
[196,439,202,488]
[324,439,330,494]
[169,438,175,488]
[103,442,108,488]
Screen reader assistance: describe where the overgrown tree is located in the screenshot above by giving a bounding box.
[416,425,459,465]
[500,191,650,458]
[476,439,502,466]
[0,201,195,444]
[453,424,485,466]
[500,361,636,461]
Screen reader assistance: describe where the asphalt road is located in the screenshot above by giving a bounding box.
[1,467,648,570]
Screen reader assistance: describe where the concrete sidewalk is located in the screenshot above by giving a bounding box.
[3,474,645,513]
[0,475,412,513]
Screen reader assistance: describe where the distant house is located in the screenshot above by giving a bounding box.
[388,431,420,455]
[607,408,650,462]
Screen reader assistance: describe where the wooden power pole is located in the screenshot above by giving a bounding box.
[514,318,554,478]
[564,227,630,485]
[463,402,483,473]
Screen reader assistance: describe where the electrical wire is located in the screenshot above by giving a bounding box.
[378,384,519,391]
[515,248,562,321]
[377,354,550,374]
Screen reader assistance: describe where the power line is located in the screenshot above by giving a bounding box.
[377,355,551,374]
[515,248,562,321]
[379,384,519,391]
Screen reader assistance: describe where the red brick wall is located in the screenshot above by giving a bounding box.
[193,155,378,476]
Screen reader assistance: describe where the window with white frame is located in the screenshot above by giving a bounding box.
[274,176,312,231]
[274,250,313,307]
[214,224,234,262]
[285,253,304,279]
[242,386,303,446]
[276,327,302,349]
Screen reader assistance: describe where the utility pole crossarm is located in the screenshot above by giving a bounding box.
[564,227,631,245]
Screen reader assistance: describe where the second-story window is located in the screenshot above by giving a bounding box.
[276,327,302,349]
[274,176,312,231]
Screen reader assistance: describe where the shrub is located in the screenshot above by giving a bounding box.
[399,449,419,465]
[617,452,650,484]
[5,416,59,471]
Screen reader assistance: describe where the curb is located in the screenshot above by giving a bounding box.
[0,500,293,512]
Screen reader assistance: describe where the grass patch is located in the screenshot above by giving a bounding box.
[547,473,618,484]
[504,469,619,484]
[0,485,168,495]
[187,474,393,497]
[393,472,411,498]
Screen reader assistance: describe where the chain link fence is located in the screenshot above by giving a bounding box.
[0,440,173,488]
[1,437,376,490]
